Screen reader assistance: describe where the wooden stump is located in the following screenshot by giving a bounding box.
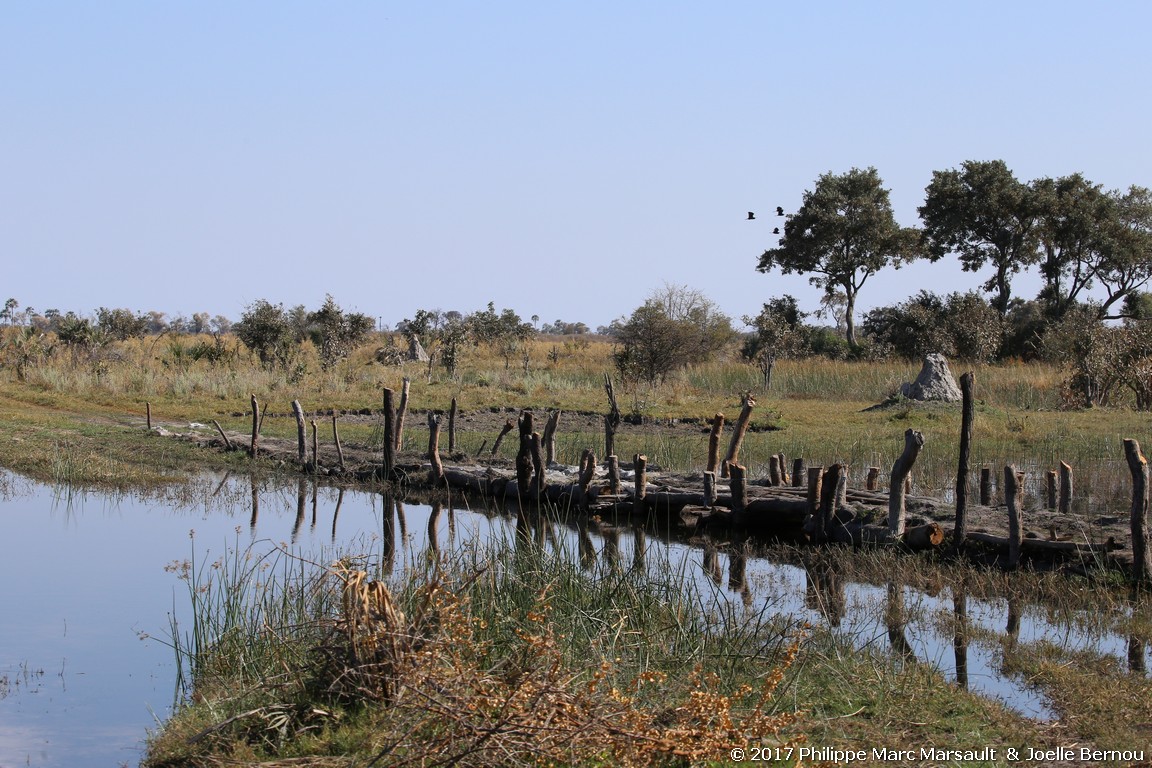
[791,458,805,488]
[1005,465,1023,569]
[707,413,724,474]
[607,455,620,494]
[888,429,924,537]
[394,377,410,452]
[427,413,444,484]
[291,400,307,467]
[250,394,260,456]
[448,397,458,453]
[382,389,396,479]
[634,454,647,500]
[980,466,992,506]
[1124,439,1152,584]
[729,462,747,526]
[955,370,974,551]
[1059,461,1073,516]
[722,394,755,478]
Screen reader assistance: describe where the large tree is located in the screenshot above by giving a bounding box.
[1032,173,1116,318]
[919,159,1041,314]
[756,167,920,348]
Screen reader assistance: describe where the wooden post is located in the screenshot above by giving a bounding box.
[529,432,546,498]
[427,413,444,483]
[291,400,307,466]
[381,389,396,480]
[866,467,880,491]
[146,402,152,431]
[607,455,621,494]
[542,410,561,465]
[706,413,725,473]
[980,467,992,506]
[836,469,849,512]
[729,462,747,527]
[1005,465,1023,569]
[703,471,717,507]
[332,414,344,470]
[791,458,805,487]
[954,371,974,551]
[250,394,260,457]
[1124,439,1152,584]
[578,449,597,495]
[769,455,782,486]
[777,453,789,485]
[604,374,621,460]
[633,453,647,501]
[515,411,534,497]
[491,418,514,456]
[1059,461,1073,515]
[310,419,317,469]
[212,420,233,451]
[807,466,823,518]
[448,396,458,453]
[816,464,842,545]
[722,393,755,478]
[1046,470,1058,510]
[888,429,925,538]
[394,377,410,452]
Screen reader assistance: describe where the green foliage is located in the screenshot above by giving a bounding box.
[96,307,151,341]
[758,167,921,347]
[862,290,1004,363]
[233,300,300,369]
[468,302,534,370]
[742,295,808,389]
[613,285,736,386]
[919,159,1041,314]
[307,294,374,370]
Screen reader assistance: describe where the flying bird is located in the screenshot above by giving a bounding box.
[747,211,756,220]
[773,227,780,235]
[776,206,784,216]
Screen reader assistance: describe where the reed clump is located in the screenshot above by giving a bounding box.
[147,537,805,766]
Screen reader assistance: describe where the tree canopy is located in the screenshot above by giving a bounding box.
[756,167,920,348]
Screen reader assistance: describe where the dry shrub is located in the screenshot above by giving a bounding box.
[314,570,804,767]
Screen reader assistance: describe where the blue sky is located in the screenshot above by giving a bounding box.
[3,2,1150,330]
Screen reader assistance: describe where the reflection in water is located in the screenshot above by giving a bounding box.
[631,526,647,572]
[953,588,969,690]
[292,477,306,542]
[428,501,442,557]
[249,473,259,532]
[702,543,722,586]
[331,488,344,543]
[381,493,396,578]
[805,558,846,628]
[885,582,917,663]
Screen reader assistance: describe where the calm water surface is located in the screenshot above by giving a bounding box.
[0,470,1147,767]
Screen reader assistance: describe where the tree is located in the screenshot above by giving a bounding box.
[1096,185,1152,318]
[233,300,296,367]
[919,160,1041,314]
[96,307,150,341]
[468,302,534,370]
[862,290,1003,362]
[0,298,18,326]
[742,295,808,389]
[613,285,735,386]
[307,295,374,370]
[757,167,920,348]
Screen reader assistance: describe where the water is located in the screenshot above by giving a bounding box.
[0,470,1148,767]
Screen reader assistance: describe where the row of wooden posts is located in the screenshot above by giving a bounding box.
[147,369,1152,584]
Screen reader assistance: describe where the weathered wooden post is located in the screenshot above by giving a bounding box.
[807,466,823,518]
[722,393,755,478]
[791,458,805,487]
[816,464,842,545]
[291,400,307,466]
[515,411,534,497]
[578,449,597,502]
[633,453,647,501]
[980,467,992,506]
[1005,465,1023,569]
[250,394,260,457]
[954,371,974,552]
[778,453,789,485]
[889,429,925,538]
[729,462,748,527]
[529,432,546,498]
[607,455,621,494]
[381,389,396,480]
[146,402,152,431]
[769,455,782,486]
[1046,470,1058,510]
[394,377,411,452]
[213,420,233,451]
[706,413,725,473]
[1059,461,1074,515]
[703,471,718,507]
[310,419,318,469]
[491,418,514,456]
[866,467,881,491]
[332,414,345,470]
[542,410,561,465]
[427,413,444,484]
[604,374,621,460]
[1123,439,1152,585]
[448,396,458,453]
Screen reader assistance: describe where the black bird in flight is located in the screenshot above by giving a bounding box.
[773,227,780,235]
[747,211,756,220]
[776,206,784,216]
